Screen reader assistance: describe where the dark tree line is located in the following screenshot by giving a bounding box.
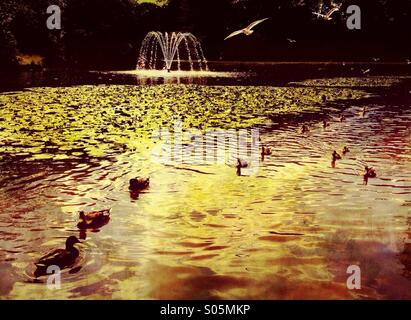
[0,0,410,69]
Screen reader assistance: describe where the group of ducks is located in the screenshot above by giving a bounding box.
[304,106,377,185]
[34,105,377,277]
[34,177,150,278]
[235,145,273,176]
[237,106,377,186]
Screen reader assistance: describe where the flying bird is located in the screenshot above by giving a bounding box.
[287,38,297,44]
[224,18,269,40]
[312,6,340,21]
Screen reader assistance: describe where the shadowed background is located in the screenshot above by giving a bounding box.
[0,0,410,70]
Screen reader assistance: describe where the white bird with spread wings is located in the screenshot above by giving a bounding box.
[224,18,269,40]
[312,5,341,21]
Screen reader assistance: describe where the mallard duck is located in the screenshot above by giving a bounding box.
[322,120,330,129]
[236,158,248,176]
[342,146,350,155]
[77,209,111,229]
[34,236,81,277]
[129,177,150,192]
[301,125,309,134]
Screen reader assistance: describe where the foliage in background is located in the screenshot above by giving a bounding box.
[0,0,410,69]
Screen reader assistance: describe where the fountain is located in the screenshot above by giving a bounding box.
[137,32,209,72]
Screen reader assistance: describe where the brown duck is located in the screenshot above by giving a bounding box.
[77,209,111,229]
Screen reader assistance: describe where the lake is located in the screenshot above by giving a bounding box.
[0,62,410,299]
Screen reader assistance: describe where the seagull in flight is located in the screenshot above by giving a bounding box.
[224,18,269,40]
[312,6,340,21]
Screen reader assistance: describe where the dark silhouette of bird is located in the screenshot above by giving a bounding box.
[129,177,150,192]
[301,125,310,134]
[236,158,249,176]
[261,146,272,161]
[34,236,81,278]
[363,166,377,185]
[331,150,342,168]
[342,146,350,155]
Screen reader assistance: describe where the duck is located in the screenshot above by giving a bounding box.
[77,209,111,230]
[361,107,368,117]
[34,236,81,277]
[236,158,248,176]
[365,166,377,178]
[322,120,330,129]
[363,166,377,185]
[129,177,150,192]
[342,146,350,155]
[261,146,272,161]
[339,115,346,122]
[331,150,342,168]
[301,125,310,134]
[332,150,342,161]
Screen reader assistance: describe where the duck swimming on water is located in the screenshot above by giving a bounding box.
[342,146,350,155]
[129,177,150,192]
[363,166,377,185]
[236,158,248,176]
[77,209,111,230]
[34,236,81,277]
[261,146,272,161]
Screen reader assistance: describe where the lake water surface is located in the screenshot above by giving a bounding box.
[0,66,411,299]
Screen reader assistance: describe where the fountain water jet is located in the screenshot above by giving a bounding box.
[137,32,208,72]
